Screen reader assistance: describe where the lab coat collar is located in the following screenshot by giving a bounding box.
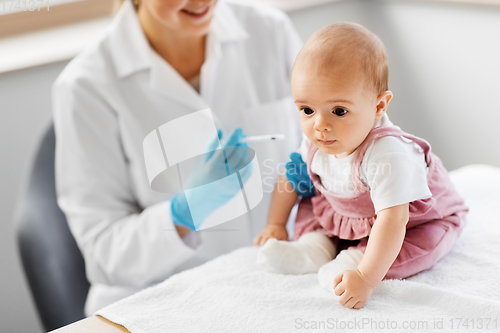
[108,0,249,109]
[211,0,250,43]
[108,0,249,80]
[107,0,151,79]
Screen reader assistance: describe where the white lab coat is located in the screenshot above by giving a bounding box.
[52,0,302,315]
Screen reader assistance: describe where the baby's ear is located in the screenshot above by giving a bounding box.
[375,90,393,117]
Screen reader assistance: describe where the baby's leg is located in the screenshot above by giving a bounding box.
[317,249,364,294]
[385,216,462,279]
[257,232,336,274]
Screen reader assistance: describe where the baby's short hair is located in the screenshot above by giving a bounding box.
[294,22,389,95]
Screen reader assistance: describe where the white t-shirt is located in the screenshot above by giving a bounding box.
[299,114,432,213]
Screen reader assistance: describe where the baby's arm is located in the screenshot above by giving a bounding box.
[253,169,299,246]
[333,203,409,308]
[357,203,409,284]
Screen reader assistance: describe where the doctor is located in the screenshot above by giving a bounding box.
[52,0,302,315]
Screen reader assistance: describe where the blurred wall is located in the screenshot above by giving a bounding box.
[289,0,500,170]
[1,0,499,331]
[0,61,69,332]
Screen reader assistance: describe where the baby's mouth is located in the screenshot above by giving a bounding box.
[317,139,336,145]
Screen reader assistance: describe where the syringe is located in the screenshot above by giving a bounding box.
[240,134,285,143]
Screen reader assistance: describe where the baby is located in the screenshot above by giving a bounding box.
[253,22,468,309]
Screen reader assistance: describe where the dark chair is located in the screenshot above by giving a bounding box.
[15,122,90,332]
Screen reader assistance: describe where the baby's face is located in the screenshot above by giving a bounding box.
[292,64,385,158]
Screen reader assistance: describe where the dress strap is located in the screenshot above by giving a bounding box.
[305,142,326,195]
[351,125,433,193]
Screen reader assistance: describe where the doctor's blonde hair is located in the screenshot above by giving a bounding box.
[294,22,389,95]
[114,0,138,14]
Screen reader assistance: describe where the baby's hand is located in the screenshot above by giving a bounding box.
[253,224,288,246]
[333,269,374,309]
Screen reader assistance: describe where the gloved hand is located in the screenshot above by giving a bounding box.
[285,152,316,198]
[171,128,254,231]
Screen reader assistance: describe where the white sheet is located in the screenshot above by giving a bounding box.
[97,164,500,332]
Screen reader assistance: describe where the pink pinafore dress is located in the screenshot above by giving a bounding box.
[294,126,468,279]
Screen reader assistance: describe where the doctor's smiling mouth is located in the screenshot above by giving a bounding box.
[180,3,212,19]
[139,0,219,31]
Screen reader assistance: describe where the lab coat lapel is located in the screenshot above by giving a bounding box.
[149,50,208,111]
[148,0,250,113]
[107,0,151,78]
[108,0,205,111]
[200,1,250,131]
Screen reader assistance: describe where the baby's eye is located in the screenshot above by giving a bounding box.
[301,107,314,115]
[333,108,348,116]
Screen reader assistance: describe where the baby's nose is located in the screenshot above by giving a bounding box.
[314,116,332,132]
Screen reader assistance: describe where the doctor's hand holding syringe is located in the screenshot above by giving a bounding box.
[170,128,287,232]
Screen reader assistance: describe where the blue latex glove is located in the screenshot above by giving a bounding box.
[171,128,253,230]
[285,152,316,198]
